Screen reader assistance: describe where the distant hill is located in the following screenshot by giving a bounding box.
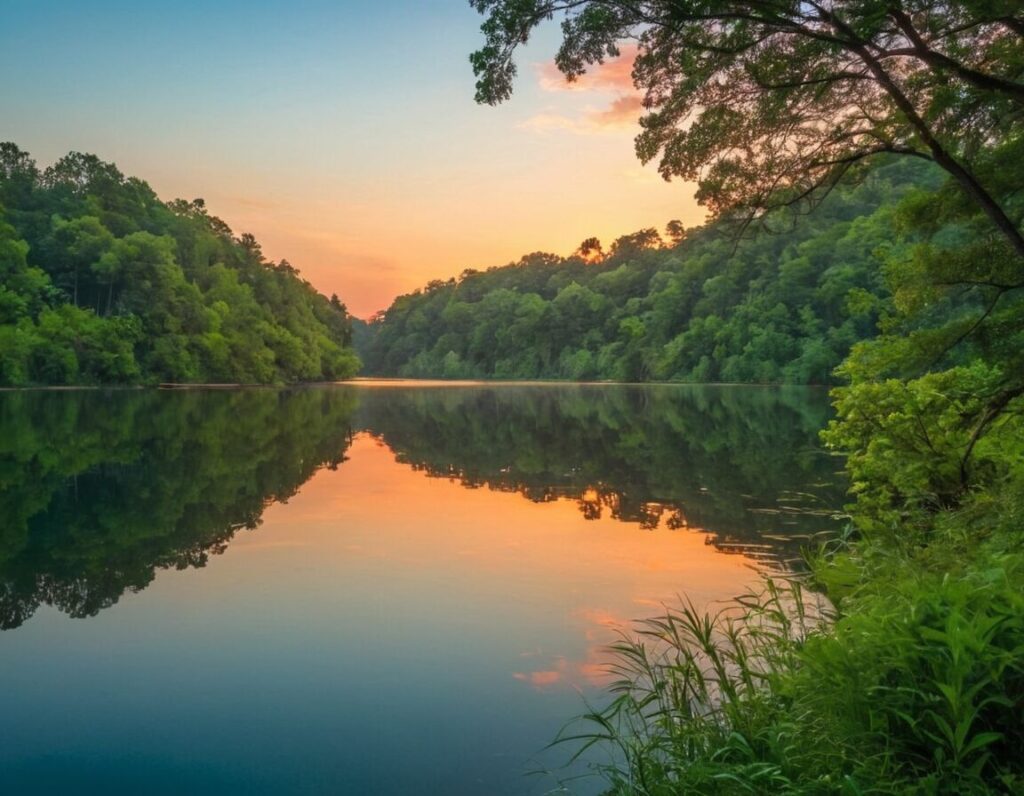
[358,160,939,384]
[0,143,359,386]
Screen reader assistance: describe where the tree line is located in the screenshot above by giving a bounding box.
[357,159,936,384]
[0,144,359,386]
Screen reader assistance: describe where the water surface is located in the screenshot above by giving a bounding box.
[0,383,841,794]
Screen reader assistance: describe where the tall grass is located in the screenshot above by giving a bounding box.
[555,580,836,795]
[556,519,1024,795]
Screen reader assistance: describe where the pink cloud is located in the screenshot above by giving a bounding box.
[513,670,563,687]
[525,45,645,136]
[536,43,639,93]
[588,95,644,128]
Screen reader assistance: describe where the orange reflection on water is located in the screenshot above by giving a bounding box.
[223,434,768,694]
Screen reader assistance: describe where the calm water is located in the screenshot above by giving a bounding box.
[0,383,842,795]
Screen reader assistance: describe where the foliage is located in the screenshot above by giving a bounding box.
[823,134,1024,533]
[359,160,933,383]
[470,0,1024,258]
[824,363,1024,533]
[0,143,359,385]
[563,508,1024,794]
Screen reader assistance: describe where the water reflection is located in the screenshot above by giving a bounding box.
[0,389,357,629]
[0,383,841,795]
[0,384,840,631]
[356,384,842,551]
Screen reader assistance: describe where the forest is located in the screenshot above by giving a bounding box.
[358,159,937,384]
[464,1,1024,793]
[0,144,359,386]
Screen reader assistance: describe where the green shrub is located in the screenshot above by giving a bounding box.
[563,508,1024,794]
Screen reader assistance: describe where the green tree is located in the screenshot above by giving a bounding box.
[470,1,1024,256]
[0,144,361,386]
[44,215,114,307]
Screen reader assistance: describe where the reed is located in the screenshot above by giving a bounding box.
[555,520,1024,795]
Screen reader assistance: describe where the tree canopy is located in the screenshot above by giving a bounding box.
[471,0,1024,256]
[0,144,360,386]
[357,159,935,383]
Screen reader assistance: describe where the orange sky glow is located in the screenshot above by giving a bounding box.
[3,7,705,319]
[188,46,703,318]
[219,434,765,694]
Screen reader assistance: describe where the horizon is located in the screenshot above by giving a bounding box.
[1,0,703,319]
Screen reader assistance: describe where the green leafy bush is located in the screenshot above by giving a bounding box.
[566,517,1024,794]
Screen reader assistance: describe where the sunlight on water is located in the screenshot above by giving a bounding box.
[0,384,841,795]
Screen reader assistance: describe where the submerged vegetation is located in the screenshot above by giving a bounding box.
[0,144,359,386]
[466,0,1024,792]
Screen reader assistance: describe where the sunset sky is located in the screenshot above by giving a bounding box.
[1,0,702,317]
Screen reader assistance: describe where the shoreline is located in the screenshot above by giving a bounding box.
[0,378,836,392]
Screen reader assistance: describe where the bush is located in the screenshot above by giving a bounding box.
[563,494,1024,794]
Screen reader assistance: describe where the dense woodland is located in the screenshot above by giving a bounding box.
[357,160,938,384]
[0,144,359,386]
[467,1,1024,793]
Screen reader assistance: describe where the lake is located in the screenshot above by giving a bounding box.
[0,382,842,795]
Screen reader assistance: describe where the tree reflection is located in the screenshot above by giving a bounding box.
[0,384,841,630]
[354,384,844,559]
[0,389,357,629]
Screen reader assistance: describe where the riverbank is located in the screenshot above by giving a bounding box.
[574,481,1024,793]
[0,377,836,392]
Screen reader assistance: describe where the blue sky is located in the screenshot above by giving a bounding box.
[1,1,701,316]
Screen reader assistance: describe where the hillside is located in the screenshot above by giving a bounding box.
[0,144,359,386]
[358,160,939,384]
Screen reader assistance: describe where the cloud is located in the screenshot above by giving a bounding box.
[513,669,563,687]
[588,94,644,128]
[536,43,639,93]
[511,608,633,692]
[518,95,643,136]
[524,45,645,136]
